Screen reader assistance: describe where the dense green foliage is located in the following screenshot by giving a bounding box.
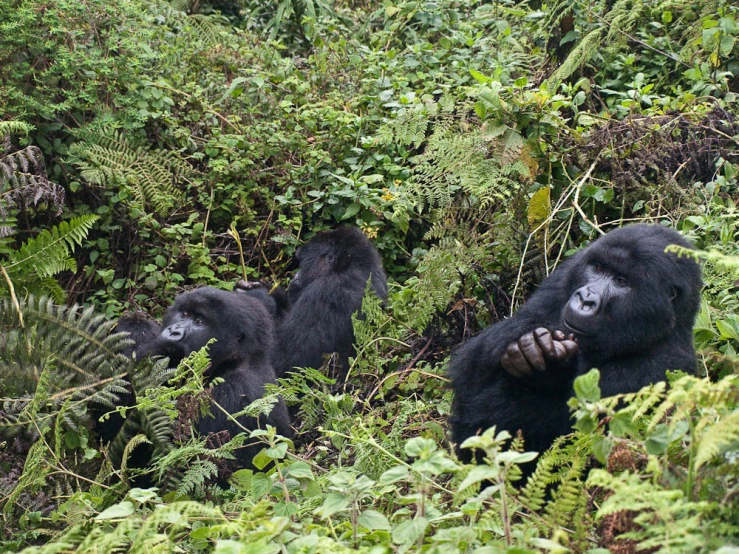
[1,0,738,552]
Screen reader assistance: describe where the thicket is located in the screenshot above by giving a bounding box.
[0,0,738,552]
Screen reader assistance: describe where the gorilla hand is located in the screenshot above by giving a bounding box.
[235,279,265,292]
[501,328,578,378]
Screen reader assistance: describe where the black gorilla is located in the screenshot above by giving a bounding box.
[138,287,292,466]
[448,224,702,459]
[249,227,388,380]
[115,312,162,358]
[93,313,163,442]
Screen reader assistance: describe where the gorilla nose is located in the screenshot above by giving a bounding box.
[573,286,601,315]
[163,324,185,341]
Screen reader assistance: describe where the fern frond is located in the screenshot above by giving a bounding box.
[0,121,33,137]
[0,296,132,436]
[5,214,98,278]
[68,133,188,216]
[695,409,739,468]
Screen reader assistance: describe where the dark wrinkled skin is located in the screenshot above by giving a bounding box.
[448,225,702,460]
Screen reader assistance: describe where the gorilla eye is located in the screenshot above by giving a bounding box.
[615,276,629,286]
[593,263,604,273]
[194,317,203,325]
[181,310,189,317]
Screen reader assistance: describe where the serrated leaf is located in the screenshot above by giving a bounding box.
[317,492,350,518]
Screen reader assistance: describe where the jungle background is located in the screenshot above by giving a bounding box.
[1,0,738,552]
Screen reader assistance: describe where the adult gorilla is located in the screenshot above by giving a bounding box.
[242,227,388,380]
[448,224,702,458]
[138,287,292,467]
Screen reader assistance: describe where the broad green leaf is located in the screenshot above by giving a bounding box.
[358,509,391,530]
[317,493,350,519]
[574,369,601,402]
[95,501,134,520]
[392,517,428,546]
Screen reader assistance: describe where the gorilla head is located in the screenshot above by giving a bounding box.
[560,225,701,362]
[115,313,162,358]
[287,226,388,304]
[146,287,274,375]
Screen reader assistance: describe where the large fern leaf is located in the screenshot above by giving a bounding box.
[68,134,188,216]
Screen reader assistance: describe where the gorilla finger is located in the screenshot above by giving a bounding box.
[552,330,566,341]
[502,343,532,376]
[501,353,524,378]
[235,280,263,291]
[520,332,546,372]
[533,328,559,359]
[550,339,579,360]
[561,339,579,357]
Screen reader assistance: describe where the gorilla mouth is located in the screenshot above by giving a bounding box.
[563,319,590,337]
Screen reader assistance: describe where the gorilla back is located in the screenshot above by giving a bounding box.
[448,224,702,458]
[139,287,292,467]
[273,226,388,380]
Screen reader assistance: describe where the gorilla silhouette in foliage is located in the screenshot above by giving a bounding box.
[239,227,388,380]
[448,224,702,459]
[276,226,387,380]
[93,313,163,442]
[115,312,162,358]
[138,287,292,467]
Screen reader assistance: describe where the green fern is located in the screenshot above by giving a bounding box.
[0,296,131,421]
[1,215,98,302]
[380,103,530,211]
[68,133,188,216]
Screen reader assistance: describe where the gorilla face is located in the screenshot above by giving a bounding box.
[144,288,273,374]
[559,226,700,361]
[562,261,631,335]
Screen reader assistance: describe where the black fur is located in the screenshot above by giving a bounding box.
[448,224,702,458]
[272,226,388,380]
[93,313,162,442]
[139,287,292,467]
[115,312,162,358]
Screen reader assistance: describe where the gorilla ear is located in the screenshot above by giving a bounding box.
[669,286,679,302]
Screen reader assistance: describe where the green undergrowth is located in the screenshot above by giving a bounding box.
[1,0,739,551]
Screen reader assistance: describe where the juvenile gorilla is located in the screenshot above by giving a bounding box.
[268,226,388,380]
[115,312,162,358]
[448,225,702,458]
[93,313,163,442]
[139,287,292,467]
